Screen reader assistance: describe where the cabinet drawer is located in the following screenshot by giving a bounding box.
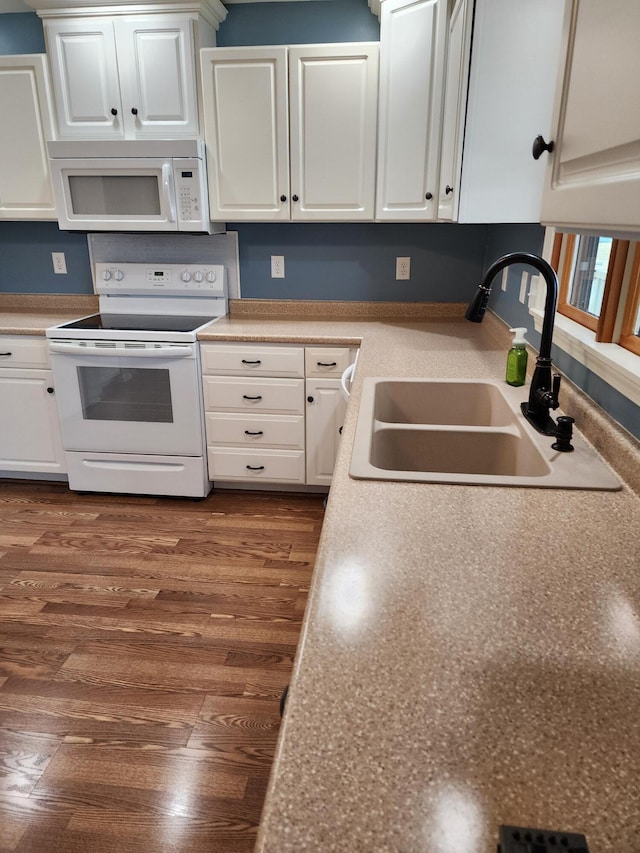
[201,344,304,377]
[0,336,49,368]
[203,376,304,414]
[206,412,305,449]
[207,447,305,483]
[305,347,354,378]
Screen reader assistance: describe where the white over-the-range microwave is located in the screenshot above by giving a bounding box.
[47,139,222,233]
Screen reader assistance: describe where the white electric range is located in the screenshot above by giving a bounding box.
[46,262,227,498]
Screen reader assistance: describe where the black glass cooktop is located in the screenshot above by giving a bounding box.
[60,313,214,333]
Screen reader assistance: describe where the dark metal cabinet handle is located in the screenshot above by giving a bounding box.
[241,359,262,365]
[445,185,454,195]
[280,195,287,202]
[0,352,12,356]
[246,465,265,471]
[46,387,54,394]
[425,192,433,200]
[110,108,118,116]
[292,194,299,202]
[131,107,138,115]
[316,361,337,367]
[532,134,554,160]
[242,394,262,401]
[244,430,264,436]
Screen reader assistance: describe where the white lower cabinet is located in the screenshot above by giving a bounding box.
[0,337,66,475]
[201,342,356,487]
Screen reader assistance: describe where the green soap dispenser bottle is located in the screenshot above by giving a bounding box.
[506,327,528,387]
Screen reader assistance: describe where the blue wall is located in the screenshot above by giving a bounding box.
[0,222,93,294]
[0,12,45,54]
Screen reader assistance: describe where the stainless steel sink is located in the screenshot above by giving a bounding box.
[350,378,621,490]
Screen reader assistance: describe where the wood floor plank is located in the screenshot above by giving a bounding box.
[0,480,323,851]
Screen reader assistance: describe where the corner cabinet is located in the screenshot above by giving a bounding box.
[200,43,379,221]
[0,336,66,476]
[539,0,640,234]
[40,2,225,139]
[0,55,56,220]
[437,0,566,223]
[375,0,447,222]
[200,342,355,488]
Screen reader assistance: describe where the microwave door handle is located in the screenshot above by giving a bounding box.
[48,342,194,358]
[162,163,177,223]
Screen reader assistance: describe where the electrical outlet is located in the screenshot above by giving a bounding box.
[396,257,411,280]
[52,252,67,275]
[271,255,285,278]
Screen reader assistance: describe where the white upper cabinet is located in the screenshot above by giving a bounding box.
[0,54,56,220]
[376,0,446,221]
[540,0,640,234]
[43,9,218,139]
[201,43,379,221]
[201,47,290,220]
[438,0,566,223]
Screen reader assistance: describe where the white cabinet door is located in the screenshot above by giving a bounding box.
[45,18,123,138]
[540,0,640,233]
[0,55,56,220]
[376,0,446,221]
[201,47,290,220]
[305,378,347,486]
[0,369,66,474]
[289,43,379,221]
[437,0,471,221]
[116,15,199,138]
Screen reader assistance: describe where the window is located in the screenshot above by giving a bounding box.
[553,233,640,356]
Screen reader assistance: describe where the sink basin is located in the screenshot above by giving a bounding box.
[350,378,621,490]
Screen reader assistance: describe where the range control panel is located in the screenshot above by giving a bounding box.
[95,263,226,297]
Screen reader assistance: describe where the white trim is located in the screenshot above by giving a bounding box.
[530,306,640,406]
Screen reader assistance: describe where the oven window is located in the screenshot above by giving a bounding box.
[68,175,161,215]
[77,366,173,423]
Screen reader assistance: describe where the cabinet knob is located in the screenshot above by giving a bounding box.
[131,107,138,116]
[47,387,54,394]
[307,395,314,403]
[445,185,454,195]
[425,192,433,200]
[280,195,287,202]
[532,134,555,160]
[292,194,299,202]
[110,108,118,116]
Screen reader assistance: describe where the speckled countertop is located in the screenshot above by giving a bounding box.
[0,294,98,335]
[201,310,640,853]
[4,298,640,851]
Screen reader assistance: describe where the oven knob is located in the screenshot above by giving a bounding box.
[181,270,192,282]
[102,269,112,281]
[114,269,124,282]
[193,271,203,283]
[206,270,217,283]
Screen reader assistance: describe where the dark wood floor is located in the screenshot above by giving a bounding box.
[0,480,325,853]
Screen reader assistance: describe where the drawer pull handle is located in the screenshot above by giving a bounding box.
[246,465,265,471]
[241,359,262,365]
[244,430,264,436]
[243,394,263,401]
[317,361,337,367]
[0,352,12,356]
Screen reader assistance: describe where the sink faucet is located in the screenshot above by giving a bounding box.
[465,252,569,437]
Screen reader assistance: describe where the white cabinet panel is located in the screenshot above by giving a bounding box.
[206,412,305,449]
[540,0,640,233]
[0,367,66,474]
[289,43,379,220]
[0,55,56,219]
[201,47,290,220]
[203,376,305,415]
[208,447,305,483]
[305,378,347,486]
[201,343,304,377]
[376,0,446,221]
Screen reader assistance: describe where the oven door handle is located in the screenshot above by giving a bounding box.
[48,342,194,358]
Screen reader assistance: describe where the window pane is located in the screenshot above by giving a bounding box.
[77,366,173,423]
[632,299,640,339]
[68,175,161,215]
[569,236,612,317]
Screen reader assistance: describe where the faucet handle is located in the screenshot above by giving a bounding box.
[551,373,561,409]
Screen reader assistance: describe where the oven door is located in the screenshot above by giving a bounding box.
[50,157,179,231]
[49,341,203,455]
